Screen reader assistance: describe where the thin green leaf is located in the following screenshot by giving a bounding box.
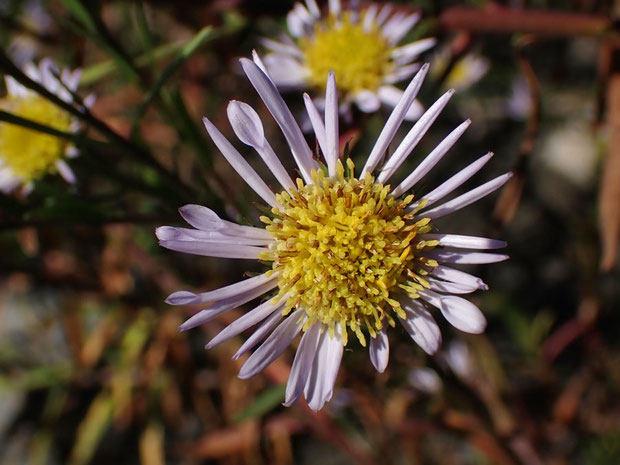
[131,26,213,137]
[60,0,139,81]
[68,393,114,465]
[134,0,155,71]
[60,0,97,33]
[233,385,285,422]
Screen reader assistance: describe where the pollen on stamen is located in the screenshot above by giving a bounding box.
[299,13,394,95]
[259,160,437,346]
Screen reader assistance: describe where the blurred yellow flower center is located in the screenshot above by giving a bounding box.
[299,14,393,94]
[0,95,72,182]
[261,160,437,346]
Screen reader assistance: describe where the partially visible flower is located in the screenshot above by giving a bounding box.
[157,56,510,411]
[0,59,93,194]
[262,0,435,119]
[431,47,490,92]
[408,367,442,395]
[443,339,475,381]
[6,0,54,65]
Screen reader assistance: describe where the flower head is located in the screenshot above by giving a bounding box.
[262,0,435,119]
[157,56,510,411]
[0,58,92,194]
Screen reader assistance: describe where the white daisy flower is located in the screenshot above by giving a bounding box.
[0,58,93,194]
[157,57,511,411]
[262,0,436,120]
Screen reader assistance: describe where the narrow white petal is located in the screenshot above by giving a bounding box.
[303,93,328,158]
[376,4,393,25]
[55,160,76,184]
[39,58,59,93]
[227,100,265,147]
[419,290,487,334]
[380,11,403,31]
[425,250,509,264]
[391,119,470,196]
[233,310,283,360]
[64,68,82,91]
[361,64,429,177]
[284,322,322,406]
[178,204,272,239]
[178,280,278,331]
[349,0,360,22]
[206,295,288,349]
[238,309,305,379]
[328,0,341,17]
[422,172,513,220]
[421,234,506,250]
[157,226,272,245]
[383,13,420,45]
[83,93,96,108]
[408,367,442,394]
[377,89,455,184]
[392,38,437,64]
[0,168,22,193]
[5,76,28,97]
[166,272,277,306]
[203,117,278,207]
[305,0,320,18]
[263,54,307,89]
[444,340,474,379]
[158,239,266,259]
[156,226,273,245]
[240,58,318,183]
[427,277,479,295]
[287,8,305,37]
[378,86,425,121]
[66,146,80,158]
[431,265,488,290]
[22,182,34,196]
[227,101,295,192]
[295,3,314,24]
[384,63,422,85]
[325,71,339,176]
[24,62,41,82]
[304,324,343,411]
[353,90,381,113]
[362,4,378,32]
[287,4,314,37]
[369,327,389,373]
[410,152,494,210]
[260,38,304,59]
[251,50,271,80]
[400,298,442,355]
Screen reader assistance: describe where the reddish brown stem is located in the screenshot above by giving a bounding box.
[440,7,611,36]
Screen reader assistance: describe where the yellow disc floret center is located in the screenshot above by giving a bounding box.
[260,161,437,346]
[299,14,393,95]
[0,94,73,182]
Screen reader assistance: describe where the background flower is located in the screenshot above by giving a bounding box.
[262,0,435,120]
[0,58,92,194]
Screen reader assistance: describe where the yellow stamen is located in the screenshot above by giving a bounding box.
[0,94,73,182]
[299,13,393,95]
[260,160,434,345]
